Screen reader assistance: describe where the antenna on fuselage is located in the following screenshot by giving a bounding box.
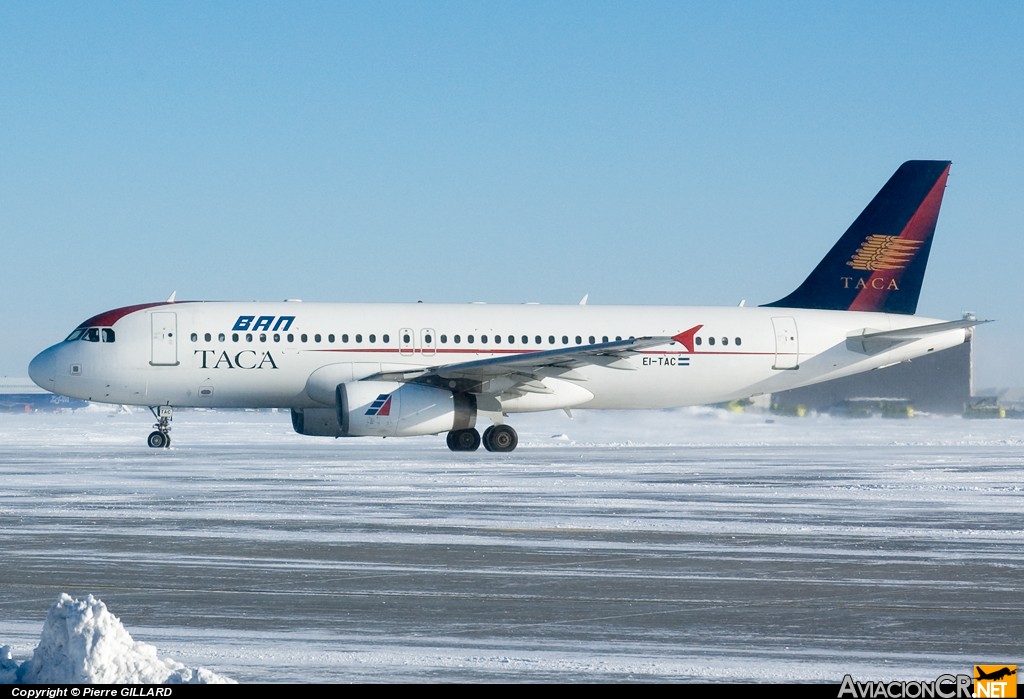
[166,291,177,303]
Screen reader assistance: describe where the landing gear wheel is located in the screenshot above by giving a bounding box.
[148,405,173,449]
[483,424,518,453]
[446,428,481,452]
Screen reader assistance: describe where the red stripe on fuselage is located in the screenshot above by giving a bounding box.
[77,302,177,328]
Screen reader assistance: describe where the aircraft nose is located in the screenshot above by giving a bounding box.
[29,347,57,390]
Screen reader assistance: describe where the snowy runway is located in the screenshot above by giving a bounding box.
[1,408,1021,682]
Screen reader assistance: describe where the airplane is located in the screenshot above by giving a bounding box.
[28,160,982,452]
[975,667,1016,682]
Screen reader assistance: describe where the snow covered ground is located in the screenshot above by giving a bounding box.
[0,407,1021,683]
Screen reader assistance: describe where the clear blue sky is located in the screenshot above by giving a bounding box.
[2,1,1021,388]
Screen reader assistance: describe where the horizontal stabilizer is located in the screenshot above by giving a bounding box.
[846,318,988,355]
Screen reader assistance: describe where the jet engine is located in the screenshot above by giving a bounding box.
[291,381,476,438]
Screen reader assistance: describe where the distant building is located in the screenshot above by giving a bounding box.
[770,341,972,415]
[968,388,1024,419]
[0,378,90,412]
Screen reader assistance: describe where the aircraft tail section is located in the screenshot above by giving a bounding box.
[763,160,951,315]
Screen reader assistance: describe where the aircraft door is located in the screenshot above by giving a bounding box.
[420,328,436,356]
[151,312,179,366]
[771,316,799,370]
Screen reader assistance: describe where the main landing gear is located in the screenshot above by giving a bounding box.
[147,406,173,449]
[446,425,519,453]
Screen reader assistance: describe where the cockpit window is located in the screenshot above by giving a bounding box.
[67,327,115,343]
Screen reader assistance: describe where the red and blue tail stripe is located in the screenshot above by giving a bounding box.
[763,160,951,315]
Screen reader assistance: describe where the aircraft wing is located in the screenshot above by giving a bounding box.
[368,332,694,394]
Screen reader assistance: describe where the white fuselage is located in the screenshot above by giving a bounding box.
[29,300,969,412]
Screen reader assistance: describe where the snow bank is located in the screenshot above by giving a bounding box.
[0,595,234,684]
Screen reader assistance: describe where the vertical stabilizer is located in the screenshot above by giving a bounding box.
[763,160,951,314]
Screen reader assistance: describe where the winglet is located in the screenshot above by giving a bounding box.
[763,160,951,315]
[672,324,704,353]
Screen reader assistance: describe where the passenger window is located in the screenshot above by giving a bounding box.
[589,336,595,344]
[355,334,362,343]
[328,334,335,343]
[287,333,294,342]
[534,336,541,344]
[403,333,411,343]
[575,335,582,344]
[218,333,226,342]
[232,333,239,342]
[342,334,349,342]
[454,335,461,344]
[191,333,198,342]
[509,335,516,344]
[493,335,500,344]
[383,334,390,343]
[440,334,448,344]
[548,336,555,345]
[722,337,729,346]
[481,335,488,343]
[246,333,253,342]
[602,336,609,343]
[468,335,475,344]
[314,334,321,343]
[709,337,716,346]
[424,334,432,343]
[260,333,267,342]
[696,336,702,346]
[274,333,281,342]
[300,334,308,343]
[369,334,376,343]
[735,337,742,346]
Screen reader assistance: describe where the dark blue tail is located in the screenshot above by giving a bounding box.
[763,160,951,315]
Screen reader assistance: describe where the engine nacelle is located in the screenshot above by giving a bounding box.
[291,407,345,437]
[339,381,476,437]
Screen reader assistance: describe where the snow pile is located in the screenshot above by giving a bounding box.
[0,594,234,684]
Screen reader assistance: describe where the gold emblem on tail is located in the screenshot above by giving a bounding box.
[847,235,923,271]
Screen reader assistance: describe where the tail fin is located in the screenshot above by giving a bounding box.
[762,160,951,315]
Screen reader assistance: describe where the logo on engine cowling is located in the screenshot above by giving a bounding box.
[365,394,393,416]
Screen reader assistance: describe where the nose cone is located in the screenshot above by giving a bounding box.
[29,346,57,391]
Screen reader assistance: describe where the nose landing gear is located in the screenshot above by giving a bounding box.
[148,406,173,448]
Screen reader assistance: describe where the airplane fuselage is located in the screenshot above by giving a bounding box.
[30,300,969,411]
